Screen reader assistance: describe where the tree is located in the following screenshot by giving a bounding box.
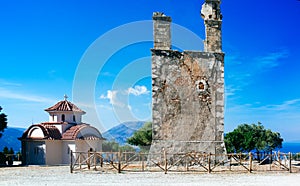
[102,141,135,152]
[225,122,283,156]
[127,122,152,151]
[0,106,8,138]
[2,147,9,155]
[0,152,6,165]
[2,146,14,166]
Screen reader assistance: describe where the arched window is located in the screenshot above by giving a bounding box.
[62,114,65,122]
[73,115,76,122]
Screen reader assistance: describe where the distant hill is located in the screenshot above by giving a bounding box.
[102,121,146,145]
[0,127,25,153]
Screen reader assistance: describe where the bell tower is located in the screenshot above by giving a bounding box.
[201,0,222,53]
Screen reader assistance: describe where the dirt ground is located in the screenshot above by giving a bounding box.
[1,166,300,186]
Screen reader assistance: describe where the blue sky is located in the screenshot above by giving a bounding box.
[0,0,300,141]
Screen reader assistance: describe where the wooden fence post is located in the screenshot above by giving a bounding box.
[208,153,211,173]
[185,154,189,171]
[249,152,252,173]
[164,149,168,174]
[141,153,145,172]
[289,152,292,173]
[88,150,91,170]
[118,150,121,173]
[79,153,82,170]
[70,150,73,173]
[94,152,97,170]
[229,154,232,171]
[100,153,103,168]
[269,153,272,171]
[239,152,242,167]
[278,151,281,170]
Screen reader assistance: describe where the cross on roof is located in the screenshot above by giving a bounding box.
[64,94,68,100]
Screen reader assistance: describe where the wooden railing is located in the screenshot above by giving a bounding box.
[70,150,297,174]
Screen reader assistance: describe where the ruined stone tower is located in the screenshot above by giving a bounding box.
[149,0,226,158]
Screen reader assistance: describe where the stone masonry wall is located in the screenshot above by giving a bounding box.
[149,49,226,156]
[149,1,226,161]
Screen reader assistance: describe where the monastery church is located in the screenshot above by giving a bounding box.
[19,95,105,165]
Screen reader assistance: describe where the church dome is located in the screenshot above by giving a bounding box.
[45,96,85,114]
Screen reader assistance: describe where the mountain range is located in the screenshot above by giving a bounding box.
[0,127,24,153]
[102,121,146,145]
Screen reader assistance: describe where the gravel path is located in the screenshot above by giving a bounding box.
[1,166,300,186]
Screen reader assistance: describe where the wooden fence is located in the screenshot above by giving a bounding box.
[70,150,298,174]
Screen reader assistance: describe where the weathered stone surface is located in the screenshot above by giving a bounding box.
[153,12,171,50]
[202,0,223,53]
[150,50,225,155]
[149,0,226,161]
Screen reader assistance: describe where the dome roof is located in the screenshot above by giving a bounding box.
[20,124,62,140]
[45,100,85,114]
[62,124,104,140]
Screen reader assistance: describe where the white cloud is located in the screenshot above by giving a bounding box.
[225,85,240,97]
[255,49,289,68]
[100,90,124,107]
[257,99,300,111]
[0,79,22,87]
[225,48,289,100]
[227,98,300,114]
[0,87,55,103]
[127,85,149,96]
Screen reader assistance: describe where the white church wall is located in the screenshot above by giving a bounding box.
[62,141,76,164]
[45,140,62,165]
[75,140,102,152]
[48,115,58,122]
[49,112,82,124]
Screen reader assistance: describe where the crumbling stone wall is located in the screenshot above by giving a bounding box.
[149,0,226,159]
[150,49,225,155]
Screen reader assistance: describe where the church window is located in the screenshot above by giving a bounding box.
[62,114,65,122]
[73,115,76,122]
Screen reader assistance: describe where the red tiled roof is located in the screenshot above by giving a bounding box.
[20,122,105,141]
[62,124,87,140]
[44,125,62,139]
[45,100,85,113]
[20,124,62,140]
[62,124,104,140]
